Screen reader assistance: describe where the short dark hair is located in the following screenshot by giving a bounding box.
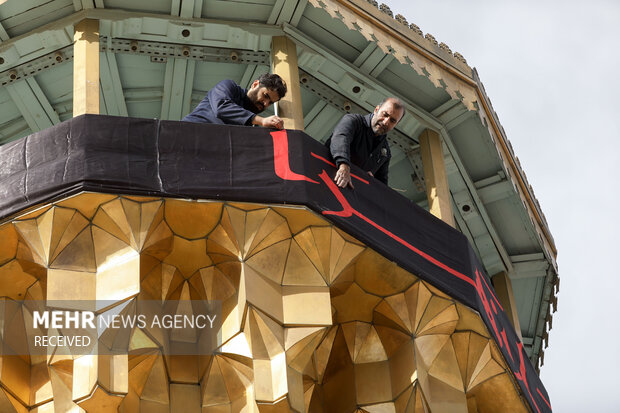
[379,97,406,119]
[258,73,287,99]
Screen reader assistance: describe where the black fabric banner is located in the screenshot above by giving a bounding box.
[0,115,552,412]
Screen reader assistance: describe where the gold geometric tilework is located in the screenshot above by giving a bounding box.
[466,373,530,413]
[98,198,164,251]
[76,385,125,412]
[162,236,211,277]
[332,282,382,323]
[0,224,19,266]
[0,260,38,300]
[164,199,221,240]
[55,193,117,219]
[353,249,415,296]
[14,204,54,221]
[0,192,530,412]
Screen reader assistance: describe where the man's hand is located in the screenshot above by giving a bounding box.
[335,163,354,189]
[253,115,284,129]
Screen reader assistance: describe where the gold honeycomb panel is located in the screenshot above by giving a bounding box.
[0,192,530,413]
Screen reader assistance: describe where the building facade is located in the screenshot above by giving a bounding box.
[0,0,557,411]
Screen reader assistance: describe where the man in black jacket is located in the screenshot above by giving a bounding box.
[183,73,287,129]
[326,97,405,188]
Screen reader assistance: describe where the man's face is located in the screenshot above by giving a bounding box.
[371,101,404,136]
[247,80,280,112]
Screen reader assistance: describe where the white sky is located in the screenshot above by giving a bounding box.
[386,0,620,410]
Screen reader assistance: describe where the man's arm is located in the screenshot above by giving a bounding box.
[251,114,284,129]
[209,80,258,125]
[329,114,358,189]
[334,163,354,189]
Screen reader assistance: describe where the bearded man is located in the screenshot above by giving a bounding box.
[326,97,406,188]
[183,74,287,129]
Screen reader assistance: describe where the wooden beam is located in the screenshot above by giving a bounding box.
[305,103,342,142]
[369,54,393,77]
[511,259,549,279]
[125,88,163,103]
[73,19,100,116]
[353,43,378,67]
[0,20,9,42]
[353,43,394,77]
[239,64,261,89]
[183,0,202,18]
[267,0,286,24]
[441,129,513,273]
[491,271,523,340]
[303,100,327,129]
[99,51,127,116]
[0,117,30,145]
[432,99,476,130]
[268,0,308,25]
[419,129,455,227]
[73,0,95,11]
[161,58,195,120]
[6,78,60,131]
[172,0,201,18]
[476,179,513,204]
[171,0,181,16]
[289,0,308,26]
[271,36,304,130]
[284,24,441,130]
[181,60,196,117]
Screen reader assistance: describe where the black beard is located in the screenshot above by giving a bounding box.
[372,125,385,135]
[245,96,262,113]
[246,89,262,113]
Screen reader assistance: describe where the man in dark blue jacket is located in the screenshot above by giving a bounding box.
[183,73,287,129]
[326,97,405,188]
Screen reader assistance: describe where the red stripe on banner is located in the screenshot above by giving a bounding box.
[475,270,502,345]
[311,152,370,184]
[318,170,475,287]
[537,388,552,410]
[515,342,541,413]
[500,329,513,362]
[310,152,336,167]
[271,131,319,184]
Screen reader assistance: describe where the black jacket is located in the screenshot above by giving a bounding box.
[326,113,391,184]
[182,79,258,125]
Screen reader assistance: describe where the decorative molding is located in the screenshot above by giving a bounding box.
[308,0,479,111]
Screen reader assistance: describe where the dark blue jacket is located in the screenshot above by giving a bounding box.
[182,80,258,125]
